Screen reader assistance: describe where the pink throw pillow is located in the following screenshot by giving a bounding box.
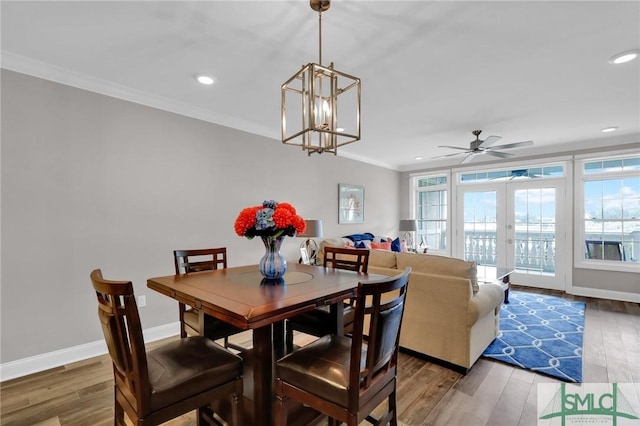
[371,241,392,251]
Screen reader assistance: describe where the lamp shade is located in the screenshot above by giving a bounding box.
[399,219,417,232]
[299,220,324,238]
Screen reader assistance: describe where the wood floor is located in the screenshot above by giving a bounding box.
[2,286,639,426]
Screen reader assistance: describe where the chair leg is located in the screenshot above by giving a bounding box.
[274,392,288,426]
[178,303,187,338]
[197,406,223,426]
[389,390,398,426]
[114,390,125,426]
[346,413,358,426]
[196,407,206,426]
[285,322,294,353]
[230,383,244,426]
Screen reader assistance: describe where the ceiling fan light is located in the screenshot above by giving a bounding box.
[195,74,215,85]
[608,49,639,65]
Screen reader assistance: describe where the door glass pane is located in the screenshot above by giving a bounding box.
[514,188,556,275]
[463,191,497,265]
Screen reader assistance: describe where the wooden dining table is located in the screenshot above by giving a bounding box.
[147,262,377,425]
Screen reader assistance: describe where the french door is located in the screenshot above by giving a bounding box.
[457,179,566,290]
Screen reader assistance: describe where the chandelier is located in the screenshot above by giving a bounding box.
[281,0,361,155]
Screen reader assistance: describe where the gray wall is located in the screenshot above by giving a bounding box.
[0,70,400,363]
[572,268,638,293]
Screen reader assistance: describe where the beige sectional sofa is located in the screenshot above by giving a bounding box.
[319,240,504,372]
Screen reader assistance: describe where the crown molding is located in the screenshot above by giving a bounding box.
[1,51,277,140]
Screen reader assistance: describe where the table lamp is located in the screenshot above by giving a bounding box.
[399,219,417,251]
[299,219,324,264]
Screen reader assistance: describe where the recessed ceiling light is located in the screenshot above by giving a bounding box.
[414,156,423,160]
[601,126,618,133]
[608,49,640,65]
[336,127,345,132]
[195,74,215,85]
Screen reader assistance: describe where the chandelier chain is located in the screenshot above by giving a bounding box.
[318,10,322,66]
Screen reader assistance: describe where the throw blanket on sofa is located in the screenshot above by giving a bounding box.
[342,233,375,242]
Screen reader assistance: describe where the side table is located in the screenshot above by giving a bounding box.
[476,265,514,304]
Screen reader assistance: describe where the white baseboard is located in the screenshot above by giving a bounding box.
[0,322,179,382]
[569,286,640,303]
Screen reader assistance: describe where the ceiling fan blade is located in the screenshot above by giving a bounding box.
[484,150,514,159]
[492,140,534,150]
[432,152,467,159]
[437,145,471,151]
[461,153,476,164]
[478,135,502,148]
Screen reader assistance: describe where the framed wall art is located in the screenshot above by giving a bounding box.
[338,184,364,224]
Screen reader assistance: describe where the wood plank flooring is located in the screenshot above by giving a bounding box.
[2,286,638,426]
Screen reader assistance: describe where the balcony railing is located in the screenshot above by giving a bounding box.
[417,229,639,272]
[462,230,556,273]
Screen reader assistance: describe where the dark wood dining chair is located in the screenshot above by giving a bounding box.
[174,248,247,351]
[90,269,244,426]
[285,246,370,352]
[275,267,411,426]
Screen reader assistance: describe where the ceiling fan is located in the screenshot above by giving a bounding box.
[433,130,533,164]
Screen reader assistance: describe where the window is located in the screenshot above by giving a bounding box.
[460,165,564,183]
[578,154,640,269]
[413,174,448,252]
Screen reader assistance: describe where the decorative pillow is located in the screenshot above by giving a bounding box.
[355,241,368,249]
[371,241,392,251]
[391,237,402,253]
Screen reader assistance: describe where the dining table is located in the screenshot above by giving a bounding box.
[147,262,379,425]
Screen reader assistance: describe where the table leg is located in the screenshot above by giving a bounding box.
[253,325,273,424]
[330,302,345,335]
[273,320,285,360]
[502,274,510,304]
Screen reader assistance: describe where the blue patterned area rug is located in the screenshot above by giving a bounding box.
[482,290,585,382]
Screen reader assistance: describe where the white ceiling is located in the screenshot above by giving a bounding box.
[2,1,639,171]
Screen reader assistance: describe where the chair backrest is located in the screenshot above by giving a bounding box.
[348,267,410,405]
[323,246,370,273]
[90,269,151,415]
[585,240,624,261]
[174,247,228,275]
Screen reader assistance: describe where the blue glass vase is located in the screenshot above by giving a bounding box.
[259,236,287,280]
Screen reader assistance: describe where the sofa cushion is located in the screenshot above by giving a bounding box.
[396,253,478,294]
[369,249,398,269]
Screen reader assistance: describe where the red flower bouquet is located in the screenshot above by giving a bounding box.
[234,200,306,239]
